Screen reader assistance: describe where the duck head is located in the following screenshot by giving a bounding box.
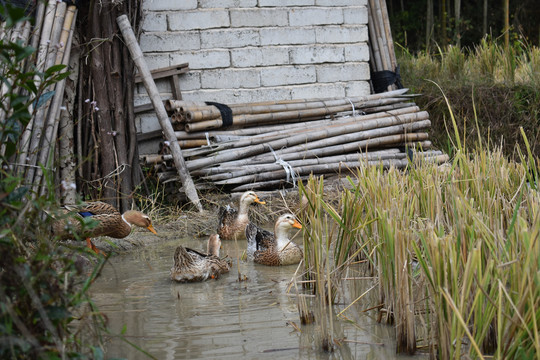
[207,234,221,256]
[274,213,302,246]
[123,210,158,235]
[240,191,266,206]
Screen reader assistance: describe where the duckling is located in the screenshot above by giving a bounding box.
[170,234,231,282]
[246,213,303,266]
[51,201,157,255]
[217,191,266,240]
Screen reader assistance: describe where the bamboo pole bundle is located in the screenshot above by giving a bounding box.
[214,155,450,186]
[34,5,77,196]
[178,106,422,160]
[183,89,410,124]
[17,0,57,178]
[201,150,446,181]
[185,110,430,171]
[184,96,412,132]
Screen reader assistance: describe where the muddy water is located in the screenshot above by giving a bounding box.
[91,232,426,360]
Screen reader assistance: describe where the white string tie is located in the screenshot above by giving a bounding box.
[205,132,211,146]
[346,97,357,117]
[268,145,297,187]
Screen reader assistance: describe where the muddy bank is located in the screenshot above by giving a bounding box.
[91,181,348,254]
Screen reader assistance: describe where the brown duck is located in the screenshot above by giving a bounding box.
[170,234,231,282]
[51,201,157,255]
[246,213,303,266]
[217,191,265,240]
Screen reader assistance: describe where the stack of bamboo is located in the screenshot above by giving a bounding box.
[141,89,448,193]
[7,0,78,197]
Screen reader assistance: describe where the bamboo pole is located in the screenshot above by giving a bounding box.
[117,14,203,212]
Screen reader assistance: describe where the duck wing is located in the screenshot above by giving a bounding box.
[246,222,274,254]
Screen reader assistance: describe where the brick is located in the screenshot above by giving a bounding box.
[291,83,345,99]
[182,87,293,104]
[315,25,368,44]
[231,47,289,67]
[141,12,167,32]
[201,28,260,49]
[171,50,231,70]
[345,80,371,97]
[345,44,370,62]
[288,8,343,26]
[142,0,197,11]
[168,10,230,31]
[140,32,200,52]
[289,45,344,64]
[260,66,316,86]
[230,8,288,27]
[201,69,261,89]
[178,72,201,92]
[141,54,171,71]
[199,0,257,8]
[316,0,365,6]
[343,6,369,25]
[259,0,314,6]
[260,27,315,45]
[137,113,163,133]
[317,62,370,83]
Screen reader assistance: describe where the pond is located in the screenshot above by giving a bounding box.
[91,230,427,359]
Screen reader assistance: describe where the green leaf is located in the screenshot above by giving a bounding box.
[45,64,66,76]
[34,90,55,109]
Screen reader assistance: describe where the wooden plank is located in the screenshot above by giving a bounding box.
[134,63,189,83]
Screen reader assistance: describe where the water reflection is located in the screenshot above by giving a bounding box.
[91,234,427,359]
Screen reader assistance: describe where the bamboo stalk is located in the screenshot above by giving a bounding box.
[117,14,203,212]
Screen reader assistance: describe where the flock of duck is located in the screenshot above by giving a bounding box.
[51,191,304,283]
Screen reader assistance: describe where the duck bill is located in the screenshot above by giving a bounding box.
[254,197,266,205]
[147,224,158,235]
[292,220,302,229]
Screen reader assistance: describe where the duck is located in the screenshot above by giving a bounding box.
[170,234,231,282]
[245,213,303,266]
[50,201,157,255]
[217,191,266,240]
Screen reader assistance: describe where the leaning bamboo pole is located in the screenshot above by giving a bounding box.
[117,14,203,212]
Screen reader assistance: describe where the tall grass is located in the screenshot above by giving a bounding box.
[297,99,539,358]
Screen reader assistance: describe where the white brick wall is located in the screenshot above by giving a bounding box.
[137,2,371,138]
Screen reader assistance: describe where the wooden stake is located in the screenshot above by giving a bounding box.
[117,14,203,212]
